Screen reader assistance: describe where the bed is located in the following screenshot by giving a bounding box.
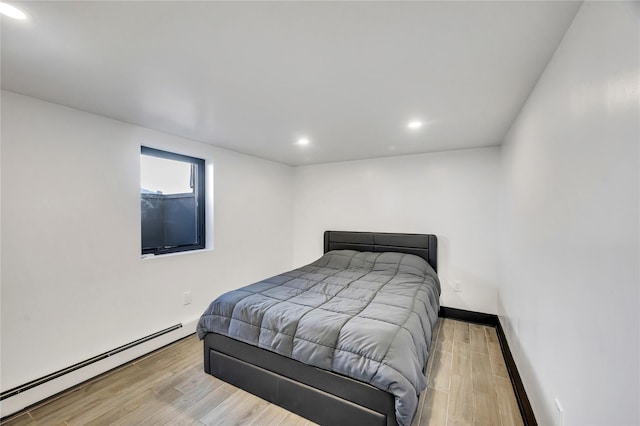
[197,231,440,426]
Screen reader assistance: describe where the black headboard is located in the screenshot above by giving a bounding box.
[324,231,438,272]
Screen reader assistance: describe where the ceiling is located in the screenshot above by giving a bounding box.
[1,1,581,166]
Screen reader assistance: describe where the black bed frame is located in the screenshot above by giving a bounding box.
[203,231,438,426]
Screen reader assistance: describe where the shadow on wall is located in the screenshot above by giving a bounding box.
[438,234,451,287]
[438,236,497,313]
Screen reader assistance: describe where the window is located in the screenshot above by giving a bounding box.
[140,147,205,255]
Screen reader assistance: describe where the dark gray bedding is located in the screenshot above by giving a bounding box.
[196,250,441,426]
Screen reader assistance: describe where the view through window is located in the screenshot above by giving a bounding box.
[140,147,205,255]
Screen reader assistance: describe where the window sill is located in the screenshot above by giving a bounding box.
[141,248,213,260]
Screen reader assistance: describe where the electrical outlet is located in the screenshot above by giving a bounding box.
[453,279,462,292]
[183,291,192,306]
[554,398,564,426]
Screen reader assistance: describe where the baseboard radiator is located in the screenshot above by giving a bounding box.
[0,323,182,401]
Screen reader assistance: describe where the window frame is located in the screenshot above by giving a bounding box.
[140,146,206,256]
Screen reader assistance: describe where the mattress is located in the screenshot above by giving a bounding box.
[197,250,441,426]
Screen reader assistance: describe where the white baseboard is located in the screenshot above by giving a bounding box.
[0,318,199,419]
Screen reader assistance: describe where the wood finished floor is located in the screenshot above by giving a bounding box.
[2,319,523,426]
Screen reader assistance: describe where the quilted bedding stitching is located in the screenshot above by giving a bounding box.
[197,250,440,426]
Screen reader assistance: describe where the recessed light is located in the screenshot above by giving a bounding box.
[0,2,27,20]
[297,137,310,146]
[407,120,423,130]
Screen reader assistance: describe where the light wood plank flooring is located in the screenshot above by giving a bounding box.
[1,319,523,426]
[411,319,523,426]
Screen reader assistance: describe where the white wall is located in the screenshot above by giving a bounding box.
[0,91,293,414]
[293,148,501,314]
[499,2,639,425]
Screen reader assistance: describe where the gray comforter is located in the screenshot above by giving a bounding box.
[196,250,441,426]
